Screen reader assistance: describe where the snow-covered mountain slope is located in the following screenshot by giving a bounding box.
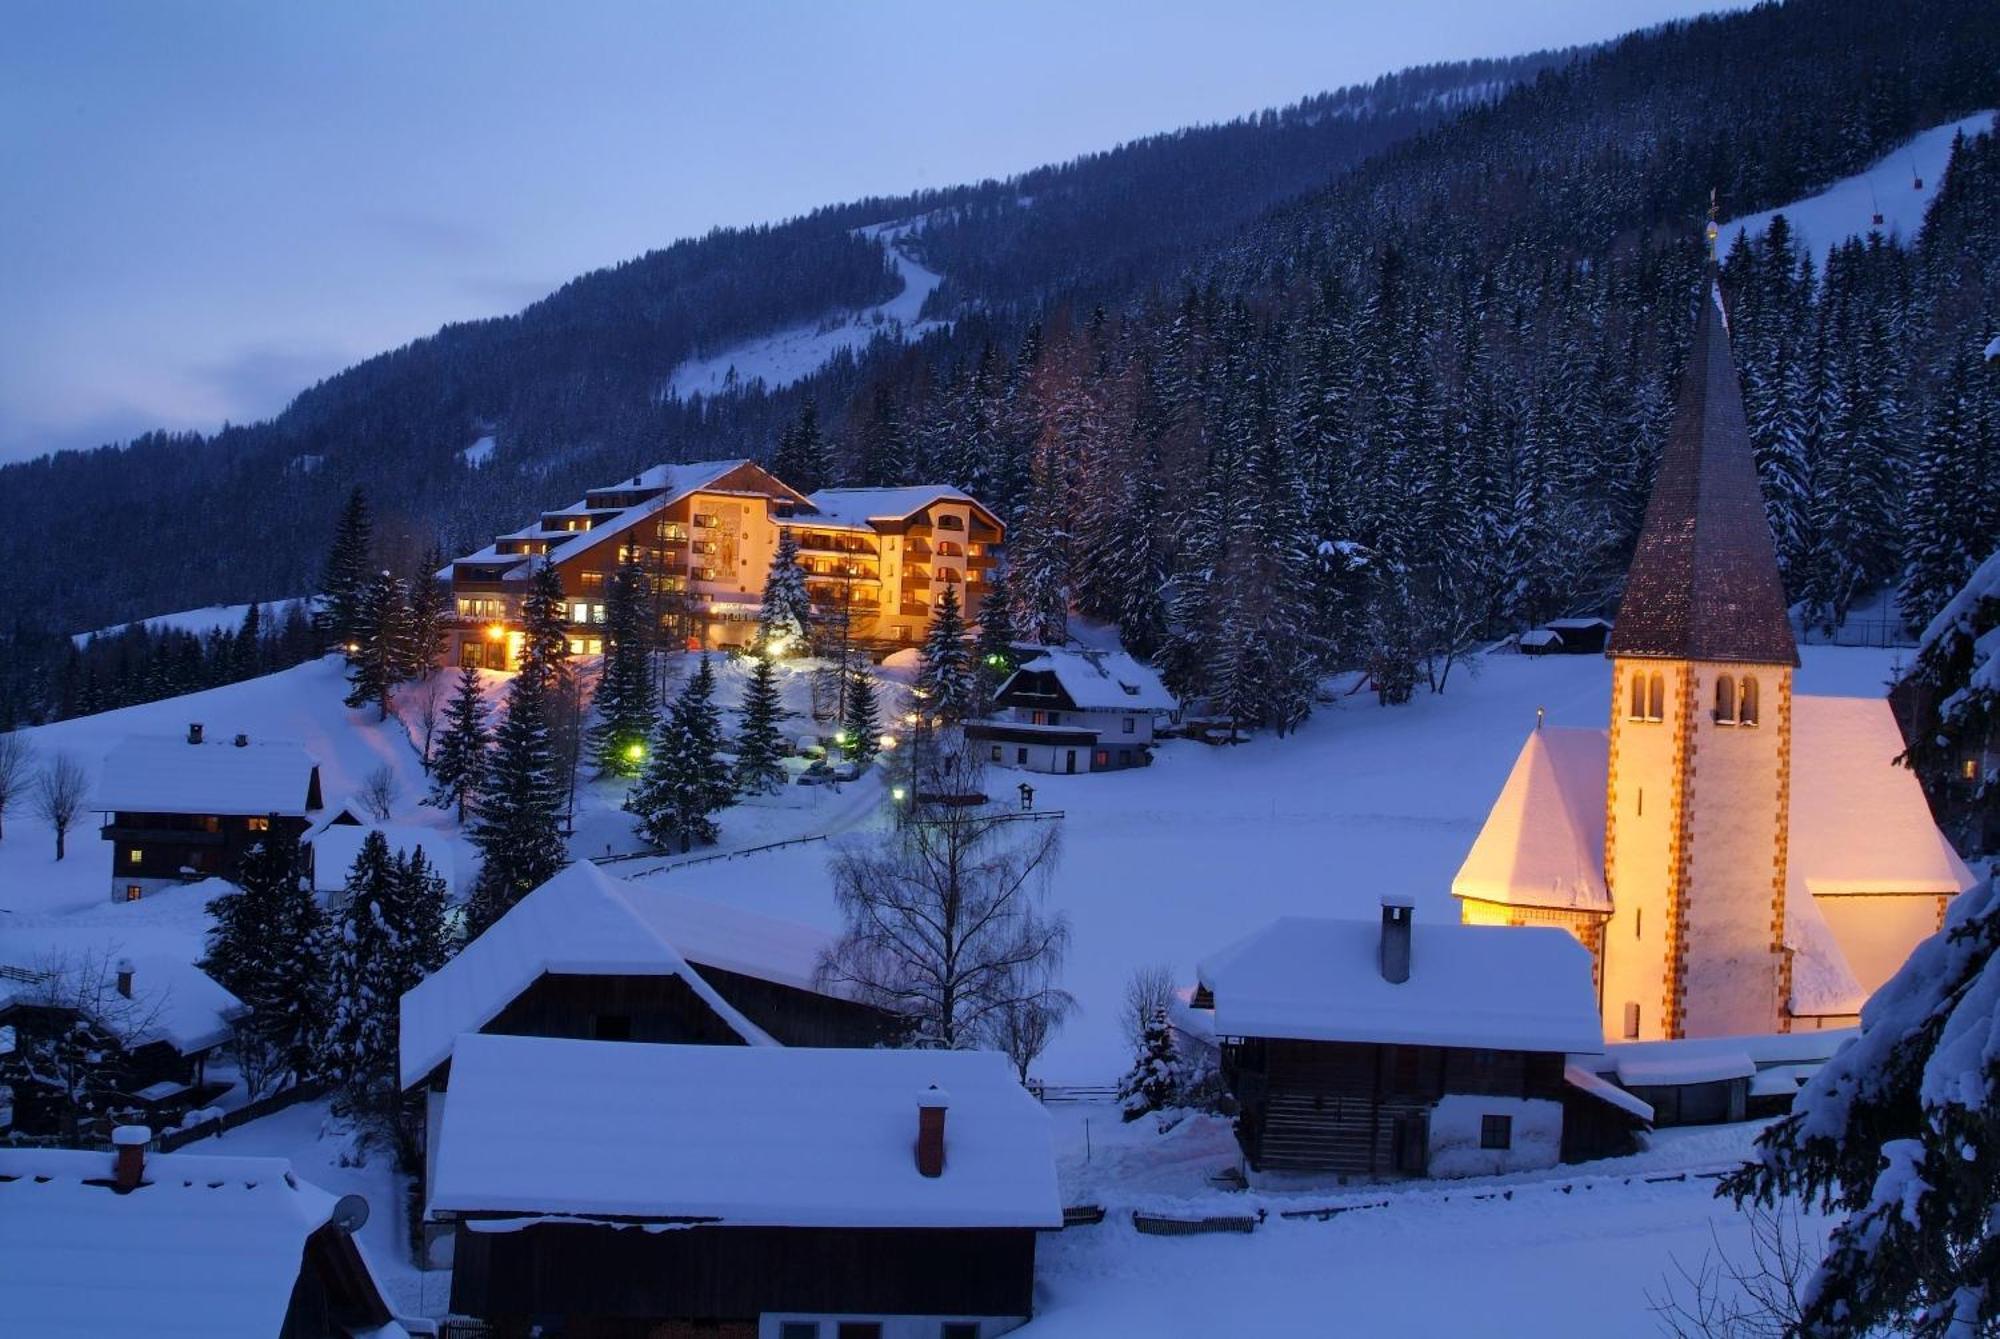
[663,218,948,400]
[1720,109,1997,258]
[72,597,312,646]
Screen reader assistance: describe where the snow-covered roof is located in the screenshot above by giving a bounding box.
[92,735,319,816]
[0,1145,400,1339]
[615,880,838,994]
[309,823,476,899]
[1453,699,1975,913]
[397,862,777,1088]
[1546,618,1613,632]
[0,949,247,1055]
[607,459,753,498]
[429,1035,1061,1229]
[1452,727,1610,912]
[1563,1063,1654,1122]
[1517,628,1563,648]
[1790,695,1977,897]
[1196,915,1603,1054]
[800,485,984,530]
[1004,646,1178,713]
[1782,878,1867,1017]
[1574,1026,1854,1077]
[1614,1051,1755,1087]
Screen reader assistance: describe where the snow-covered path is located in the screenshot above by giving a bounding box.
[663,218,947,400]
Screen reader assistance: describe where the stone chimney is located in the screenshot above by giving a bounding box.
[187,723,204,745]
[1379,894,1414,985]
[115,958,135,999]
[916,1085,950,1178]
[112,1125,150,1193]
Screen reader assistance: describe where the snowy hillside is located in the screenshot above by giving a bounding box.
[663,218,948,400]
[72,596,311,646]
[1720,109,1997,258]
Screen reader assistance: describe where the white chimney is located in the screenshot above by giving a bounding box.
[1379,894,1414,984]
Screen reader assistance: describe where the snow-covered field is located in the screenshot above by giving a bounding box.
[1721,109,1997,260]
[663,218,948,400]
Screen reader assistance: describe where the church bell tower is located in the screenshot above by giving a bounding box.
[1600,252,1800,1041]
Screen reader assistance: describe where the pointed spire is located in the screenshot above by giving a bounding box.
[1606,268,1798,667]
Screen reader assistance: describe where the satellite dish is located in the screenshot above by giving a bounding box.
[330,1193,370,1233]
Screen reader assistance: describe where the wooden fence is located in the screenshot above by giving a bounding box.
[156,1079,330,1152]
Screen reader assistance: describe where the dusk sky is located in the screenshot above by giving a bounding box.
[1,1,1747,463]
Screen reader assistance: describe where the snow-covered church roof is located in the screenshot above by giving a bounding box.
[398,861,780,1088]
[1196,914,1603,1055]
[1452,726,1611,913]
[429,1034,1062,1230]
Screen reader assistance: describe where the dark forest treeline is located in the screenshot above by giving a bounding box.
[2,0,1997,732]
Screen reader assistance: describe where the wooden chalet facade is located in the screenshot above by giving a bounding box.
[967,646,1178,774]
[399,863,904,1267]
[93,725,322,902]
[430,1037,1059,1338]
[442,460,1004,664]
[1189,901,1647,1179]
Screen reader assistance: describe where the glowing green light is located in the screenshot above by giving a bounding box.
[624,742,645,762]
[891,786,907,802]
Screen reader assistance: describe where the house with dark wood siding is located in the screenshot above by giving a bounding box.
[1185,899,1648,1179]
[430,1035,1059,1338]
[399,861,904,1265]
[93,725,322,902]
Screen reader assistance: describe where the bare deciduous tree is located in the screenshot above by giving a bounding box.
[0,949,166,1139]
[0,732,34,842]
[359,763,400,822]
[409,671,449,774]
[820,744,1072,1050]
[1122,963,1178,1053]
[1649,1200,1816,1338]
[34,752,89,860]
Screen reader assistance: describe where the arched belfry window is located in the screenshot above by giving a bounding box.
[1629,673,1647,721]
[1739,676,1760,726]
[1714,674,1737,724]
[1647,672,1665,722]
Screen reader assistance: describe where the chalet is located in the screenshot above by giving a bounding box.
[0,1134,404,1339]
[1186,899,1647,1179]
[1454,274,1976,1040]
[966,645,1178,774]
[441,460,1004,665]
[94,725,322,902]
[431,1035,1060,1338]
[399,861,902,1264]
[0,947,246,1135]
[1519,618,1613,657]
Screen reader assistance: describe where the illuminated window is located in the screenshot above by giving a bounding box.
[124,885,143,903]
[1094,750,1109,768]
[1963,757,1981,782]
[127,848,143,866]
[247,817,269,832]
[1739,676,1759,726]
[1714,674,1736,724]
[1480,1114,1512,1150]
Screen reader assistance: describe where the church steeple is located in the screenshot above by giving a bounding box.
[1606,266,1799,667]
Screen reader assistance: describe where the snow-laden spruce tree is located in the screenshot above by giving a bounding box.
[466,665,568,937]
[1722,876,2000,1335]
[586,562,657,777]
[427,664,490,821]
[1118,1007,1185,1122]
[320,486,373,649]
[755,532,815,657]
[200,829,329,1089]
[327,831,404,1125]
[405,551,450,678]
[1896,546,2000,847]
[916,583,976,723]
[840,665,882,763]
[627,655,732,852]
[1898,349,1994,634]
[733,652,791,795]
[343,569,411,720]
[821,743,1071,1050]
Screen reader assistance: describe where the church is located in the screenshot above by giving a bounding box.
[1454,265,1975,1042]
